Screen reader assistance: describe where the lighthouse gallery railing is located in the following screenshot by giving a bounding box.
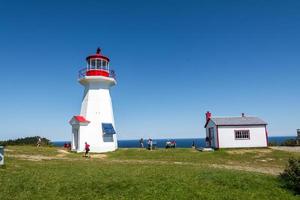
[78,68,116,79]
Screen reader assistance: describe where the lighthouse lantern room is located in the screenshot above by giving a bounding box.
[69,48,118,153]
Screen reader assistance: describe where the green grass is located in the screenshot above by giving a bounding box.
[108,148,299,168]
[0,146,299,200]
[4,145,60,156]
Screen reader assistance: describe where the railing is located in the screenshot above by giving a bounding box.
[78,68,116,79]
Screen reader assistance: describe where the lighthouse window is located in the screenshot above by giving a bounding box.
[91,59,96,69]
[103,61,108,70]
[96,59,101,69]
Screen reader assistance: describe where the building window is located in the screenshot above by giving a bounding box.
[102,60,107,67]
[102,60,108,70]
[103,134,114,142]
[235,130,250,140]
[91,59,96,69]
[96,59,101,69]
[102,123,116,142]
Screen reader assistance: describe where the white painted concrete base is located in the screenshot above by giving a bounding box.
[70,75,118,153]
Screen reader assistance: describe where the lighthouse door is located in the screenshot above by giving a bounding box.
[72,128,79,150]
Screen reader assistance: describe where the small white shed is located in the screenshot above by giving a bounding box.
[204,112,268,149]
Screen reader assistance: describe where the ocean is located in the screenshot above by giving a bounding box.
[53,136,296,148]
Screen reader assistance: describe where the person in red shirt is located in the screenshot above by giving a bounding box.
[84,142,90,157]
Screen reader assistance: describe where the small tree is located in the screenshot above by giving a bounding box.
[279,158,300,194]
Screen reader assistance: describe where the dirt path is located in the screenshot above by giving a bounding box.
[210,163,282,175]
[270,146,300,153]
[7,154,69,161]
[56,149,70,158]
[6,151,107,161]
[103,159,282,175]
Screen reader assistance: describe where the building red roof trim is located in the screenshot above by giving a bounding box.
[74,115,90,123]
[204,119,211,128]
[86,48,110,62]
[214,124,267,127]
[86,55,110,62]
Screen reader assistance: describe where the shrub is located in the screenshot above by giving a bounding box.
[281,139,299,146]
[268,141,278,146]
[0,136,51,146]
[279,158,300,194]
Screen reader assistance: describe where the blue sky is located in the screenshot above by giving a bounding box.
[0,0,299,141]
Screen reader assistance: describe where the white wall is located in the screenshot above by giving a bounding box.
[218,125,267,148]
[74,76,118,153]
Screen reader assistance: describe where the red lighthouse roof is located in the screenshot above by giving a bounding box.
[86,48,110,62]
[74,115,90,123]
[69,115,90,126]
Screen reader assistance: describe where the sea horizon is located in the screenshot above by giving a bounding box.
[53,136,296,148]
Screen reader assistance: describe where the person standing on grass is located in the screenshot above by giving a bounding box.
[139,138,144,148]
[150,139,153,150]
[84,142,90,157]
[148,138,153,150]
[147,138,151,150]
[37,137,42,148]
[192,140,195,149]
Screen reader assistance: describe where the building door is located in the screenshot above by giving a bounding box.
[208,127,215,147]
[72,128,79,150]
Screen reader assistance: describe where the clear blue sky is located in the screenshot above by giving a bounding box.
[1,0,299,141]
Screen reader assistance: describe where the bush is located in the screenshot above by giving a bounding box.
[281,139,299,147]
[0,136,51,146]
[269,139,300,147]
[279,158,300,194]
[268,141,278,146]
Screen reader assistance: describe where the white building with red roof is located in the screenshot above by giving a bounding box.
[69,48,118,153]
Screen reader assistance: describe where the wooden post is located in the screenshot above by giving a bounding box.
[297,129,300,145]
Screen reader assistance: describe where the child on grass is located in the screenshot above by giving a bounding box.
[84,142,90,157]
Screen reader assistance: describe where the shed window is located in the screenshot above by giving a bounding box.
[235,130,250,140]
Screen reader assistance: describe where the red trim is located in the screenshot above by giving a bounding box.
[265,125,269,146]
[86,69,109,77]
[204,111,211,128]
[86,55,110,62]
[206,111,211,121]
[74,115,89,123]
[204,118,210,128]
[215,124,267,127]
[86,48,110,62]
[216,125,220,149]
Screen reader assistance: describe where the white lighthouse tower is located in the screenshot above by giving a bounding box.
[69,48,118,153]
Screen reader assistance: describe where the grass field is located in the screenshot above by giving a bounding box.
[0,146,299,200]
